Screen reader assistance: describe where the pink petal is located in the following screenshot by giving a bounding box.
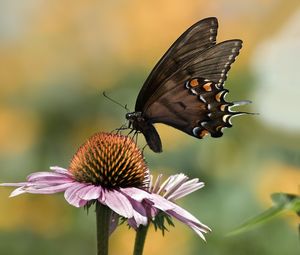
[167,203,209,230]
[170,208,210,231]
[127,218,138,230]
[28,182,74,193]
[28,178,73,186]
[148,175,153,192]
[163,174,189,198]
[103,189,134,218]
[164,200,211,240]
[132,209,148,226]
[27,172,71,182]
[167,181,204,200]
[167,209,210,240]
[127,198,149,225]
[191,226,207,241]
[146,193,175,211]
[120,187,151,202]
[143,200,158,218]
[175,178,204,192]
[78,199,88,207]
[156,174,186,195]
[77,185,103,200]
[127,213,148,229]
[147,193,211,239]
[120,190,151,226]
[64,183,88,207]
[157,176,172,194]
[10,187,28,197]
[151,174,163,193]
[109,212,119,235]
[0,182,28,187]
[50,166,72,176]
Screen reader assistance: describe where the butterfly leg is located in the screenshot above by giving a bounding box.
[127,128,136,136]
[141,143,148,154]
[112,124,130,134]
[134,131,139,144]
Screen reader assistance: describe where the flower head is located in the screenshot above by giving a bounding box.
[69,132,149,188]
[1,132,211,240]
[1,132,150,228]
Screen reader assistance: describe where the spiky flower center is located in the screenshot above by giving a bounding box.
[69,132,149,189]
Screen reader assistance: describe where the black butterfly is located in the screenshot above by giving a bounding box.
[126,17,249,153]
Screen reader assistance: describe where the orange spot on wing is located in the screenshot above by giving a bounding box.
[190,79,199,87]
[199,130,209,138]
[220,104,227,111]
[203,83,212,91]
[215,91,223,102]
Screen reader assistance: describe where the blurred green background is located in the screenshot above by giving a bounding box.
[0,1,300,254]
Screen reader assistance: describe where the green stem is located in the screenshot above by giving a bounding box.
[96,202,111,255]
[133,225,149,255]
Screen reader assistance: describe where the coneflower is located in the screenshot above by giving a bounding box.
[1,132,150,255]
[1,132,210,255]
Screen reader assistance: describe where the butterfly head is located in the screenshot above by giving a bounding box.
[126,111,144,128]
[126,111,142,120]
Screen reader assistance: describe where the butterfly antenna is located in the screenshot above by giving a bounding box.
[102,91,130,112]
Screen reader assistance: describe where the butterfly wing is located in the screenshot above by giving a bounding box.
[135,17,219,111]
[136,21,244,139]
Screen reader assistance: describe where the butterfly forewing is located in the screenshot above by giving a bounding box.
[135,17,219,111]
[184,40,243,87]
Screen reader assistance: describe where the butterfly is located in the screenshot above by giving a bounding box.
[126,17,250,153]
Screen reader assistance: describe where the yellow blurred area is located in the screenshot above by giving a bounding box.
[110,223,190,255]
[0,107,40,154]
[144,225,191,255]
[0,190,71,237]
[151,125,192,152]
[257,163,300,202]
[256,162,300,227]
[2,0,300,97]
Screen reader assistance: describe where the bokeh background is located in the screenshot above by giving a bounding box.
[1,0,300,254]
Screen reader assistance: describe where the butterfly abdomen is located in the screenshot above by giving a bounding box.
[141,123,162,153]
